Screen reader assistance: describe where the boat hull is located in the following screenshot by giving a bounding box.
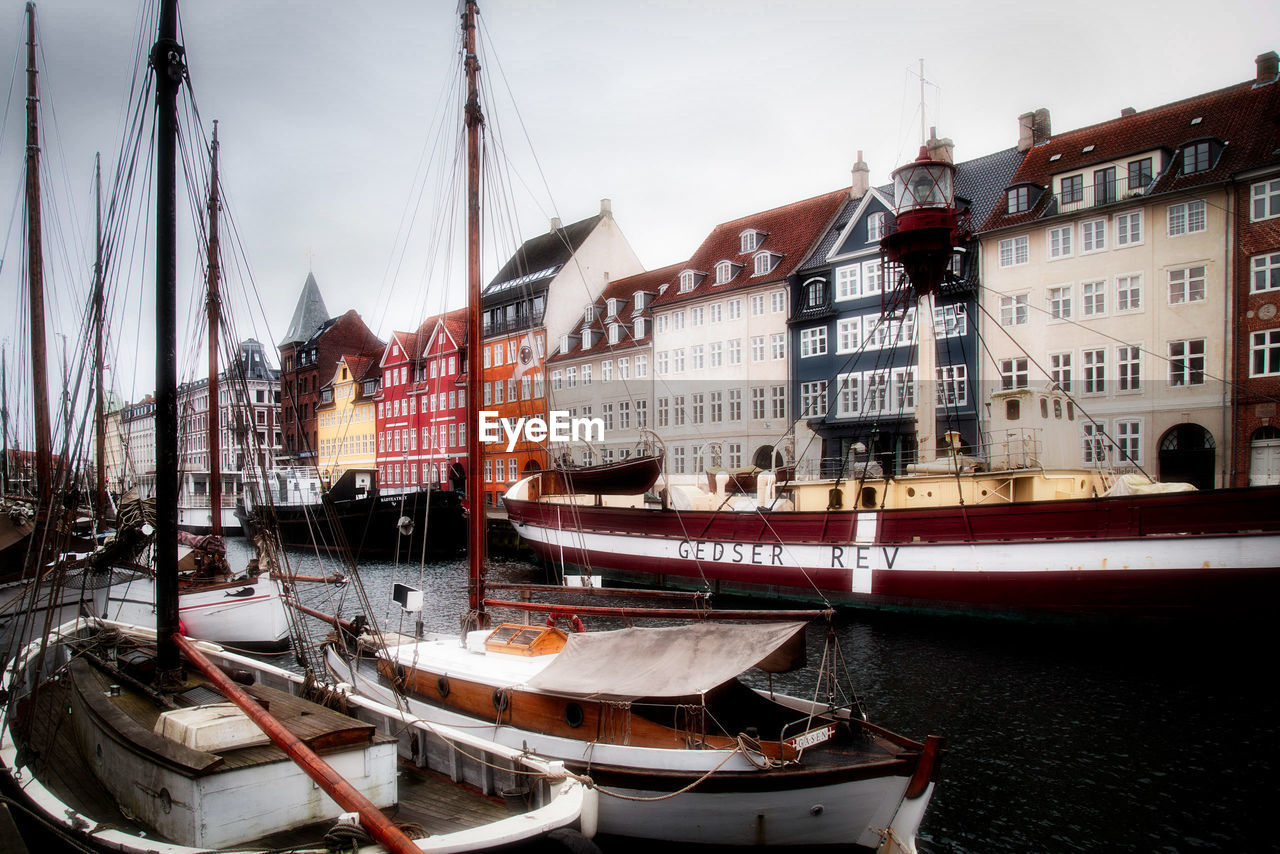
[504,486,1280,619]
[102,574,292,651]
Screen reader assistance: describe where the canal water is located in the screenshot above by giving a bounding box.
[242,540,1278,853]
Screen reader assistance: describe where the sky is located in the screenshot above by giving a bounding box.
[0,0,1276,410]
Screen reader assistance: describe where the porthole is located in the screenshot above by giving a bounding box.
[564,702,584,728]
[437,675,450,699]
[493,688,509,713]
[906,487,916,498]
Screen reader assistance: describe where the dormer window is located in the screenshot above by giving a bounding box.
[1007,185,1032,214]
[1127,158,1153,191]
[633,290,651,312]
[1182,140,1215,174]
[633,316,648,338]
[679,270,700,292]
[740,229,764,253]
[581,329,594,349]
[714,261,737,284]
[606,298,622,319]
[560,334,571,353]
[753,251,777,276]
[866,212,886,243]
[804,277,827,309]
[608,323,625,345]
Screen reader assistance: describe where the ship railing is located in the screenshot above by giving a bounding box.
[977,428,1044,470]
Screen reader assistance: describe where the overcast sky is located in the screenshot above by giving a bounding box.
[0,0,1276,406]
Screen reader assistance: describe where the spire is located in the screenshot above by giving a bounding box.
[280,271,330,345]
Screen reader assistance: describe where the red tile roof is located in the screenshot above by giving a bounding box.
[550,262,684,363]
[650,188,849,308]
[980,76,1280,232]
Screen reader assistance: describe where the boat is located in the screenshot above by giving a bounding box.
[1,6,593,851]
[327,4,942,850]
[545,451,664,496]
[502,140,1280,620]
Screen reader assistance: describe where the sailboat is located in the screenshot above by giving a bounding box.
[0,3,591,851]
[326,3,942,850]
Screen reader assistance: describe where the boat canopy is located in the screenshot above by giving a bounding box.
[525,621,807,700]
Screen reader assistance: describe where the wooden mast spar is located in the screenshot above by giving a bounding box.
[206,121,222,537]
[24,1,53,513]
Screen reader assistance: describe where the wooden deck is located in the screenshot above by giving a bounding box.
[14,664,515,849]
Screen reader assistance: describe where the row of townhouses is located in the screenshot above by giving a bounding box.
[105,51,1280,506]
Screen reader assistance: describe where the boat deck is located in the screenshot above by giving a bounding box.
[15,675,511,848]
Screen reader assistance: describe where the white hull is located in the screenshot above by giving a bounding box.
[103,574,291,651]
[177,503,243,535]
[327,643,920,848]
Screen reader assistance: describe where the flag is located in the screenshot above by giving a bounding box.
[512,331,541,380]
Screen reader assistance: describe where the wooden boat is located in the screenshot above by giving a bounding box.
[327,3,942,849]
[542,452,664,496]
[0,5,592,852]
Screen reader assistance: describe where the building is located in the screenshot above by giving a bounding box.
[315,353,379,484]
[413,309,469,490]
[278,273,383,465]
[789,142,1023,478]
[481,200,642,505]
[647,189,848,484]
[978,52,1280,489]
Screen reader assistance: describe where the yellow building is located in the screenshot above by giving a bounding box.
[315,354,380,485]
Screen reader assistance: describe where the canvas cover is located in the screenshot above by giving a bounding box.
[525,621,807,700]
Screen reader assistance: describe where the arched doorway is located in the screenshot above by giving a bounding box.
[1249,426,1280,486]
[1158,423,1216,489]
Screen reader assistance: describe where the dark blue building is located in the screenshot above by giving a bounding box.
[789,144,1023,478]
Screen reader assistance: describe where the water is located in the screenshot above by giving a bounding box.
[233,540,1280,853]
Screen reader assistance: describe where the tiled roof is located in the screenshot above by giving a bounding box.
[980,76,1280,233]
[483,214,604,300]
[650,188,849,308]
[550,262,683,363]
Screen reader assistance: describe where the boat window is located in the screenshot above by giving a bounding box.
[1054,399,1063,419]
[860,486,877,508]
[1040,398,1049,418]
[1006,399,1021,420]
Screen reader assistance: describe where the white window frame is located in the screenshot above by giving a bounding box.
[1082,348,1106,395]
[1251,252,1280,293]
[1117,344,1142,393]
[999,357,1029,390]
[1000,293,1029,327]
[800,380,828,417]
[1081,280,1106,317]
[1080,218,1106,253]
[866,212,886,242]
[1047,225,1073,259]
[715,261,734,284]
[835,264,861,301]
[1168,266,1206,305]
[1115,210,1143,247]
[1049,352,1073,393]
[1114,420,1142,467]
[800,326,827,358]
[1048,285,1073,321]
[1168,339,1206,387]
[1251,178,1280,222]
[1167,199,1206,236]
[999,235,1030,267]
[1116,274,1143,313]
[754,252,776,276]
[1250,329,1280,377]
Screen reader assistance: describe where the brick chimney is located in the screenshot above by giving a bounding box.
[1017,108,1052,151]
[600,198,613,217]
[550,216,562,232]
[850,150,870,200]
[926,127,954,164]
[1120,107,1137,117]
[1257,50,1279,84]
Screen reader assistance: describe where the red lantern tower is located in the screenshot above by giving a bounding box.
[881,145,960,298]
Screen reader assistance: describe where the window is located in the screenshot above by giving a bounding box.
[1094,167,1117,205]
[866,212,886,242]
[727,298,742,320]
[937,364,968,407]
[728,389,742,421]
[1050,352,1072,392]
[566,367,577,388]
[1117,274,1142,312]
[673,395,686,426]
[771,291,786,313]
[751,387,766,420]
[1117,345,1141,392]
[656,314,668,334]
[770,333,786,360]
[691,345,705,371]
[754,252,775,276]
[618,357,630,380]
[1168,200,1206,236]
[836,373,859,416]
[1168,266,1206,304]
[690,306,705,327]
[1048,226,1073,259]
[1082,349,1105,394]
[1168,339,1206,386]
[835,265,860,300]
[751,336,765,362]
[1007,186,1031,213]
[715,261,734,284]
[1000,358,1029,390]
[727,443,742,468]
[690,394,703,425]
[1115,420,1142,465]
[636,399,648,428]
[679,270,697,292]
[1048,286,1073,320]
[672,349,685,372]
[1115,211,1143,247]
[601,360,613,382]
[1081,219,1106,253]
[801,381,828,416]
[1127,158,1153,191]
[581,364,592,385]
[657,397,669,428]
[771,386,787,419]
[1081,280,1106,316]
[862,259,883,294]
[709,303,723,323]
[1182,141,1211,174]
[999,235,1030,267]
[673,446,686,474]
[751,294,765,315]
[1000,293,1029,326]
[1252,178,1280,221]
[1060,175,1083,204]
[619,400,631,429]
[1252,252,1280,292]
[601,403,614,430]
[805,279,827,308]
[672,311,685,330]
[740,230,761,253]
[709,342,723,368]
[656,351,668,374]
[1083,423,1107,466]
[1251,329,1280,377]
[728,339,742,365]
[800,327,827,357]
[837,317,861,353]
[635,355,647,378]
[709,391,722,423]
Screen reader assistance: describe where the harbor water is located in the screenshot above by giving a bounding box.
[241,540,1278,853]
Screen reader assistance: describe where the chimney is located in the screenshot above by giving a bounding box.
[600,198,613,217]
[1257,50,1279,83]
[1120,107,1136,117]
[926,127,955,164]
[1018,108,1052,150]
[550,216,562,232]
[850,150,870,200]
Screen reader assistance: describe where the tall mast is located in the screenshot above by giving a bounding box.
[152,0,184,681]
[1,347,9,496]
[24,2,53,511]
[463,0,487,629]
[206,121,222,537]
[93,153,107,514]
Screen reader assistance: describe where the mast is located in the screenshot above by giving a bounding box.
[93,153,107,514]
[24,2,53,510]
[151,0,184,681]
[206,121,222,537]
[1,347,8,495]
[463,0,487,630]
